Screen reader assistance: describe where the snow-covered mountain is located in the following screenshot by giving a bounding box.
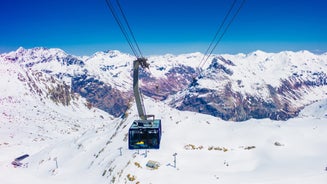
[1,47,327,184]
[1,47,326,121]
[168,50,327,120]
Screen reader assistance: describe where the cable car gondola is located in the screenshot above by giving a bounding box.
[128,119,161,149]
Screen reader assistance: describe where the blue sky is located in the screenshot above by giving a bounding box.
[1,0,327,56]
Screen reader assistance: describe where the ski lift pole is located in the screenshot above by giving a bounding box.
[144,149,148,158]
[173,153,177,168]
[54,157,58,169]
[118,147,123,156]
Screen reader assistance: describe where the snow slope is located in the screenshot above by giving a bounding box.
[299,99,327,118]
[0,59,114,183]
[1,96,327,184]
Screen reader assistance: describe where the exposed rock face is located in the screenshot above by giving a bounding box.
[141,65,195,100]
[72,74,132,117]
[170,84,300,121]
[16,68,74,106]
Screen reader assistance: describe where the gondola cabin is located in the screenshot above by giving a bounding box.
[128,119,161,149]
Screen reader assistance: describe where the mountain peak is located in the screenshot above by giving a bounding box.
[12,47,68,57]
[16,46,26,53]
[104,49,121,54]
[248,50,267,56]
[91,50,130,59]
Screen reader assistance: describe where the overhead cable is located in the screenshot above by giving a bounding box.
[199,0,247,70]
[105,0,142,58]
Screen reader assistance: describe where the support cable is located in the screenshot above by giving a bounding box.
[105,0,140,58]
[115,0,144,58]
[197,0,246,76]
[198,0,238,69]
[203,0,247,66]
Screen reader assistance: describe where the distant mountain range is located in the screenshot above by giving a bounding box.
[1,47,326,121]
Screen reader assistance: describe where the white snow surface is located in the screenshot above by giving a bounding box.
[299,99,327,118]
[1,98,327,184]
[1,48,327,184]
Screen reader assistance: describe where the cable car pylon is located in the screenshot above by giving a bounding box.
[105,0,162,149]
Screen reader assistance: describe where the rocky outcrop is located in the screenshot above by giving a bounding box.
[141,65,195,100]
[72,75,132,117]
[16,68,76,106]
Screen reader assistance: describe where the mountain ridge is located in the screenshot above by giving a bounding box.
[1,47,326,121]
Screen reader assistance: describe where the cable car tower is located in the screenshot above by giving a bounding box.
[105,0,161,149]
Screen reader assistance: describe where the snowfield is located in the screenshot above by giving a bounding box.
[1,96,327,184]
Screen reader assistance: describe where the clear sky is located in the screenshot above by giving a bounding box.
[1,0,327,56]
